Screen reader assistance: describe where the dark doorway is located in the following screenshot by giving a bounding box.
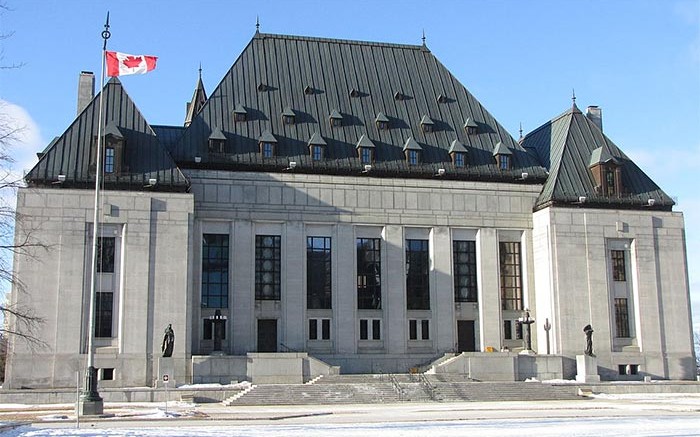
[457,320,476,352]
[257,319,277,352]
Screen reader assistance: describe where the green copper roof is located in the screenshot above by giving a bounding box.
[258,130,278,143]
[356,134,376,149]
[449,139,468,153]
[308,132,327,146]
[492,141,511,156]
[208,126,227,141]
[523,104,674,211]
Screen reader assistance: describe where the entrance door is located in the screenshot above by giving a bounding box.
[457,320,476,352]
[257,319,277,352]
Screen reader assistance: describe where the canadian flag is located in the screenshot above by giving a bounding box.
[106,51,158,77]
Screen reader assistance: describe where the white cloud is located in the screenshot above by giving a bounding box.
[0,99,43,175]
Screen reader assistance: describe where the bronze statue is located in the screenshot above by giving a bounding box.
[161,324,174,357]
[583,324,594,356]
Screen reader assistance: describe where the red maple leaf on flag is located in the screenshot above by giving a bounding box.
[123,56,143,68]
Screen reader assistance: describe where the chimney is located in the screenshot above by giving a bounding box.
[586,106,603,132]
[77,71,95,115]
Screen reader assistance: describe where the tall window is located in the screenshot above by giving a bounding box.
[454,152,465,167]
[499,242,522,310]
[94,236,116,338]
[95,292,113,338]
[104,147,115,173]
[97,237,115,273]
[357,238,381,309]
[406,239,430,310]
[453,240,477,302]
[255,235,281,300]
[407,150,419,165]
[614,298,630,338]
[499,155,510,170]
[307,237,332,309]
[312,145,323,161]
[202,234,229,308]
[611,250,626,281]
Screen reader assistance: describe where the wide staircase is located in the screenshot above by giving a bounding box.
[222,373,581,406]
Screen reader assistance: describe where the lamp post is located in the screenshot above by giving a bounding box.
[518,309,535,353]
[543,318,552,355]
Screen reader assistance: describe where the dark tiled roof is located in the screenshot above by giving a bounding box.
[184,75,207,127]
[523,104,674,211]
[26,78,189,191]
[172,33,547,182]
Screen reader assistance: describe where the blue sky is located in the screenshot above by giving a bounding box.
[1,0,699,329]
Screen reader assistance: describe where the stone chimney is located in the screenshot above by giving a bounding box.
[77,71,95,115]
[586,105,603,132]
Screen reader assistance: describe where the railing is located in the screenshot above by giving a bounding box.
[388,374,405,401]
[419,373,438,401]
[279,343,301,353]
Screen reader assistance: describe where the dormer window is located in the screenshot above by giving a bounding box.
[492,141,512,170]
[104,147,115,173]
[449,139,468,168]
[420,115,434,133]
[437,94,448,103]
[329,109,343,128]
[304,85,314,95]
[394,91,405,101]
[356,134,376,164]
[464,118,478,135]
[258,130,278,158]
[208,126,226,153]
[308,132,327,161]
[375,112,389,130]
[589,146,623,197]
[349,88,360,98]
[233,104,247,122]
[282,107,296,125]
[453,152,465,167]
[96,122,125,175]
[403,137,422,165]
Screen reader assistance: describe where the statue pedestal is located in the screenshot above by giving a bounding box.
[156,357,175,388]
[575,354,600,383]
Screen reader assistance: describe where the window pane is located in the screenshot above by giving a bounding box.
[360,319,368,340]
[453,240,477,302]
[406,239,430,310]
[504,320,512,340]
[307,237,332,309]
[409,320,417,340]
[97,237,115,273]
[372,320,381,340]
[256,235,281,300]
[499,242,522,310]
[95,292,113,338]
[309,319,318,340]
[421,320,430,340]
[201,234,229,308]
[322,319,330,340]
[357,238,381,309]
[611,250,626,282]
[615,297,630,338]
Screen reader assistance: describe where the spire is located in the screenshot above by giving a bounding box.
[572,88,577,105]
[421,29,426,46]
[184,67,208,127]
[519,122,524,141]
[256,16,260,33]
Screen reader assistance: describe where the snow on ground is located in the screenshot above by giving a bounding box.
[2,416,700,437]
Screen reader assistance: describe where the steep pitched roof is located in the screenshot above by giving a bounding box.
[184,73,208,127]
[172,32,546,182]
[522,104,673,211]
[26,78,189,191]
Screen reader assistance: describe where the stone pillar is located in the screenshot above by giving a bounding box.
[335,224,356,354]
[432,226,455,352]
[384,225,406,354]
[232,220,254,354]
[576,354,601,383]
[284,221,305,350]
[478,228,501,351]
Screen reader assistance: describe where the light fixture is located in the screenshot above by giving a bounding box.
[53,174,67,184]
[647,198,655,207]
[194,156,202,163]
[284,161,297,171]
[362,164,372,173]
[436,168,446,176]
[578,196,587,203]
[145,178,157,188]
[521,172,529,180]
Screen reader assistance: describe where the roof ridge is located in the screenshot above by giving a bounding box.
[255,32,426,51]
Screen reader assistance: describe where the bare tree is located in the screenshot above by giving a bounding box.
[0,2,45,350]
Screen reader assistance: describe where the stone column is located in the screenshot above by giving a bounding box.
[335,224,356,354]
[432,226,455,352]
[384,225,406,354]
[478,228,501,351]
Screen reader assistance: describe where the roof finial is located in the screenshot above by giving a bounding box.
[422,29,426,46]
[519,122,523,140]
[198,62,202,80]
[256,16,260,33]
[572,88,577,105]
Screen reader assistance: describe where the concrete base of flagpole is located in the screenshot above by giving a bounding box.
[79,366,104,416]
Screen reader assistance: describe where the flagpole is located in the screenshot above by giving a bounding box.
[80,12,110,416]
